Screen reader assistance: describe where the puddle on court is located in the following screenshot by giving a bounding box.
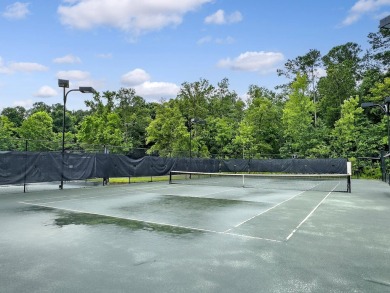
[53,211,204,236]
[21,204,204,236]
[119,194,255,214]
[19,205,55,213]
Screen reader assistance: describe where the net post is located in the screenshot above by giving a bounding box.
[347,161,352,193]
[347,175,351,193]
[169,171,172,184]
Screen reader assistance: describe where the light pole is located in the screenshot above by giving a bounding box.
[58,79,96,189]
[362,98,390,152]
[362,97,390,181]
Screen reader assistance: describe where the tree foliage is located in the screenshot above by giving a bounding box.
[281,74,314,156]
[1,26,390,179]
[18,111,56,151]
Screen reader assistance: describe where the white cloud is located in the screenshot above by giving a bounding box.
[9,62,48,72]
[215,36,235,45]
[57,70,90,80]
[197,35,235,45]
[0,57,12,74]
[121,68,151,86]
[2,2,30,20]
[204,9,242,25]
[205,9,225,24]
[342,0,390,26]
[120,68,179,99]
[34,86,58,98]
[197,36,213,45]
[217,51,284,73]
[314,68,327,79]
[0,57,48,73]
[58,0,212,35]
[13,99,33,109]
[227,11,243,23]
[134,81,180,99]
[96,53,113,59]
[53,54,81,64]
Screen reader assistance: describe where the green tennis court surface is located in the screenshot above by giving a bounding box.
[0,179,389,292]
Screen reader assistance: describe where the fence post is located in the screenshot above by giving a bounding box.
[23,140,28,193]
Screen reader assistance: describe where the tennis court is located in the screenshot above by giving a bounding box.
[0,177,389,292]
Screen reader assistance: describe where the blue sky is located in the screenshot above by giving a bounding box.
[0,0,389,111]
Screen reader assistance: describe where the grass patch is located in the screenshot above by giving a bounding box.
[88,176,170,184]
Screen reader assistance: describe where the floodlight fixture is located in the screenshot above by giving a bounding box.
[58,79,69,88]
[380,15,390,29]
[361,102,376,109]
[191,118,206,125]
[79,86,96,94]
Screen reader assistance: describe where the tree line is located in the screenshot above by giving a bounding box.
[0,28,389,176]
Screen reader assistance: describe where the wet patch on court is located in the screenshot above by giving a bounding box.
[54,211,204,236]
[118,194,265,212]
[18,205,54,213]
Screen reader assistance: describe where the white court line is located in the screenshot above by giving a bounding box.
[21,183,178,205]
[19,201,281,243]
[223,232,282,243]
[22,184,243,206]
[285,183,339,241]
[223,190,306,233]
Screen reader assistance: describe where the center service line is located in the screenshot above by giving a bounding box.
[285,183,339,241]
[223,190,306,233]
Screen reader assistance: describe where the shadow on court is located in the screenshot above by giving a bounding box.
[0,179,389,292]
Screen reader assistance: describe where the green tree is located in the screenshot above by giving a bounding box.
[208,78,244,121]
[318,63,357,127]
[177,78,214,122]
[114,88,151,148]
[50,103,80,135]
[146,102,189,157]
[18,111,56,151]
[367,27,390,72]
[78,91,123,152]
[322,42,362,76]
[28,102,51,116]
[204,117,235,158]
[0,115,16,150]
[358,68,384,98]
[1,106,26,127]
[77,112,123,152]
[234,120,256,159]
[277,49,322,124]
[304,119,331,158]
[234,87,282,158]
[331,96,363,158]
[361,77,390,124]
[318,42,363,127]
[281,74,314,156]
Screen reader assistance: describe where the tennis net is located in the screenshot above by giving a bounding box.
[169,171,351,193]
